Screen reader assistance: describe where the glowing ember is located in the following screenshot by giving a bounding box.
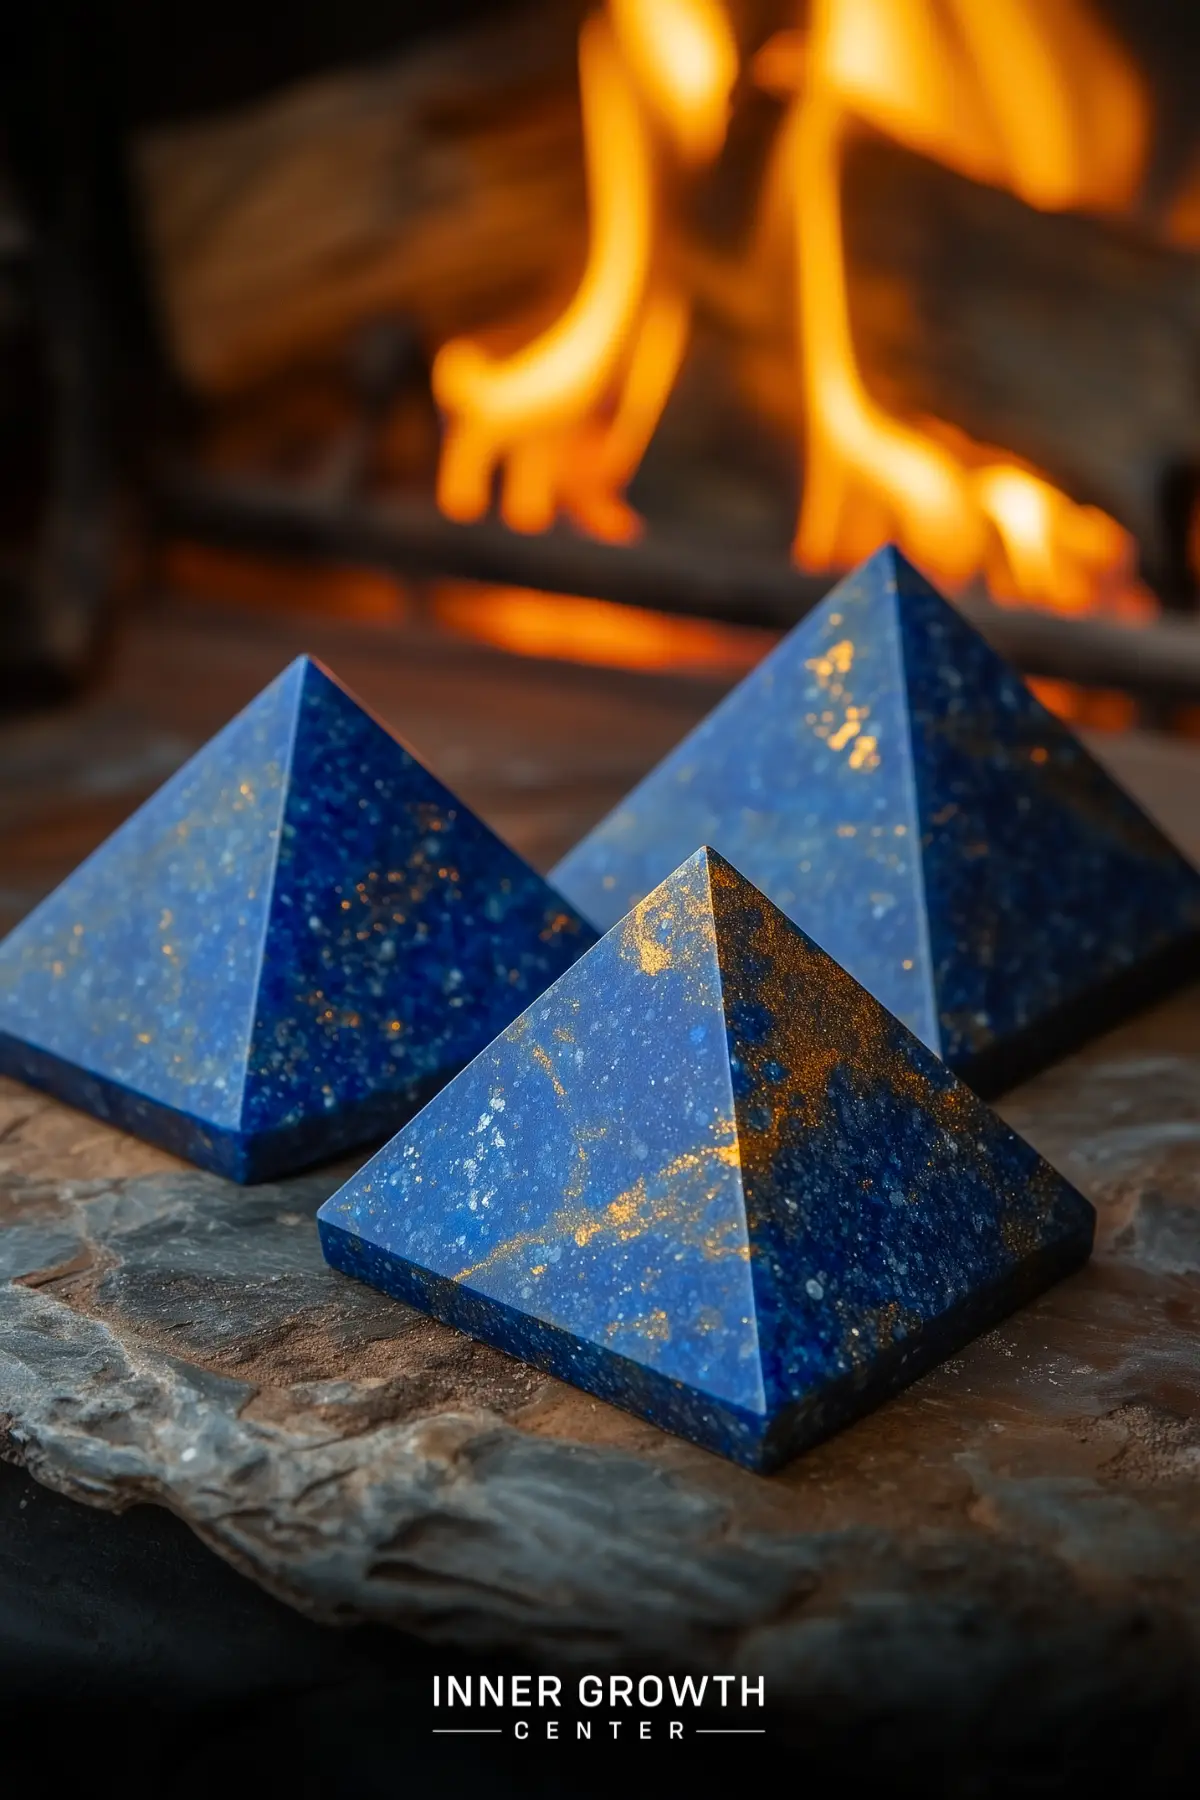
[432,582,772,678]
[432,0,1158,619]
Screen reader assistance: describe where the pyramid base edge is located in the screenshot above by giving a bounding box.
[760,1218,1096,1471]
[951,931,1200,1100]
[317,1212,1094,1474]
[317,1216,778,1469]
[0,1035,459,1183]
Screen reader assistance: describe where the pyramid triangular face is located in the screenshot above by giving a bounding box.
[0,657,594,1180]
[318,848,1094,1471]
[552,546,1200,1091]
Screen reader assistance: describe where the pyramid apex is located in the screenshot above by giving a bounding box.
[290,651,346,694]
[285,653,418,761]
[832,541,942,599]
[295,650,339,676]
[271,650,321,688]
[704,543,941,680]
[617,845,775,961]
[243,653,330,725]
[859,539,906,574]
[670,843,726,881]
[689,843,764,912]
[238,654,368,745]
[266,651,361,701]
[624,845,757,954]
[615,844,727,917]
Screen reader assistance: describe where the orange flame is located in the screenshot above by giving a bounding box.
[433,3,734,542]
[609,0,739,165]
[432,581,771,677]
[432,0,1156,620]
[782,0,1151,611]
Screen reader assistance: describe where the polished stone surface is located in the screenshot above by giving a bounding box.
[552,547,1200,1092]
[0,656,593,1180]
[318,848,1094,1470]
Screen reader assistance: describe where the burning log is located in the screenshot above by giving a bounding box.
[132,4,589,396]
[842,137,1200,593]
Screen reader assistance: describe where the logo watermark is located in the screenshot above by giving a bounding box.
[430,1672,767,1741]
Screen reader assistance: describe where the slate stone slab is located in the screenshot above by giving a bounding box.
[1,970,1198,1724]
[320,848,1093,1470]
[0,656,593,1180]
[552,548,1200,1093]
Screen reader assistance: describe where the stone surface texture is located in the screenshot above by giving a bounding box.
[0,655,593,1180]
[320,848,1093,1470]
[552,548,1200,1092]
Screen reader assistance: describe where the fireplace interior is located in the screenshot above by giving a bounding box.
[5,0,1200,718]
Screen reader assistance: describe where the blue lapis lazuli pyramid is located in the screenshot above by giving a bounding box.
[318,847,1095,1472]
[551,546,1200,1094]
[0,656,595,1180]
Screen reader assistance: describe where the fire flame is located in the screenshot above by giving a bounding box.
[432,0,1154,617]
[780,0,1150,611]
[433,3,733,541]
